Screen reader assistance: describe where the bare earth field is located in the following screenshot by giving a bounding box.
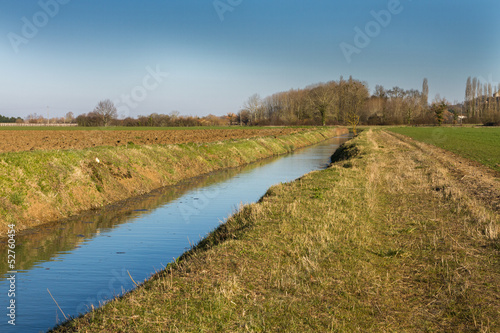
[0,128,307,152]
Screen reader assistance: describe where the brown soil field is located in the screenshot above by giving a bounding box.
[0,128,308,153]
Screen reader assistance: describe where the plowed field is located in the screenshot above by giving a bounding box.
[0,128,308,153]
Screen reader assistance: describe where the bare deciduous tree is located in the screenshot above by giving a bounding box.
[238,109,251,125]
[65,112,74,124]
[93,99,117,126]
[309,84,335,126]
[243,94,262,123]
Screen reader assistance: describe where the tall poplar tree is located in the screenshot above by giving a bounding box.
[421,78,429,108]
[465,76,472,118]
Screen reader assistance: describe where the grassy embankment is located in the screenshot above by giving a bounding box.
[389,126,500,173]
[0,127,346,236]
[53,129,500,332]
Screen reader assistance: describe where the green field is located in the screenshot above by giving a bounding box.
[388,127,500,172]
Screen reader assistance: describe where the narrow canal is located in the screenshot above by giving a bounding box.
[0,135,350,332]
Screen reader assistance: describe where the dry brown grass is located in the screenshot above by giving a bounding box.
[51,129,500,332]
[385,131,500,240]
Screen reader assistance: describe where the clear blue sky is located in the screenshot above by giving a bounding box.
[1,0,499,119]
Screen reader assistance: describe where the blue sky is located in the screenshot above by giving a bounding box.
[1,0,499,119]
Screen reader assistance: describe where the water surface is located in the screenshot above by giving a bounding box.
[0,135,350,332]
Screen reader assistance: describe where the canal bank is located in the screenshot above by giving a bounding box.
[52,129,500,332]
[0,133,351,332]
[0,127,347,236]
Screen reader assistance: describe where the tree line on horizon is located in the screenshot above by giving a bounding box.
[0,115,23,123]
[464,76,500,124]
[4,77,499,127]
[237,76,499,127]
[238,77,430,126]
[75,101,229,127]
